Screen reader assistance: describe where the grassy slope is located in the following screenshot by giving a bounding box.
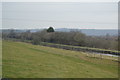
[2,41,118,78]
[0,40,2,78]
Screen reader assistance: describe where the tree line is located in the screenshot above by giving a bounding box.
[2,27,118,50]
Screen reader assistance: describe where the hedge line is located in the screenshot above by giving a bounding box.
[39,42,120,56]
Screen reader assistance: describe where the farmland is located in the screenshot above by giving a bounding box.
[0,40,2,78]
[2,40,118,78]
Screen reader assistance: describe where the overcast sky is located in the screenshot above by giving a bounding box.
[2,2,118,29]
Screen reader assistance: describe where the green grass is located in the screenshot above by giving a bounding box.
[2,40,118,78]
[0,40,2,78]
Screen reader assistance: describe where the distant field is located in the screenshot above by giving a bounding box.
[2,40,118,78]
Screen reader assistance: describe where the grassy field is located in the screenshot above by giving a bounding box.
[2,40,118,78]
[0,40,2,78]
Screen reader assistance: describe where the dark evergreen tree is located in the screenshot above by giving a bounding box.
[47,27,55,32]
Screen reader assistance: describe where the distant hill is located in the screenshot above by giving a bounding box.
[55,28,118,36]
[1,29,41,33]
[1,28,118,36]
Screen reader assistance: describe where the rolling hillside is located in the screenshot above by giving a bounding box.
[1,29,118,36]
[2,41,118,78]
[55,28,118,36]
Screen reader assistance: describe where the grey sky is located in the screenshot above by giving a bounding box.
[2,2,118,29]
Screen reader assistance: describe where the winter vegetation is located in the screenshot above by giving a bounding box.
[2,27,118,51]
